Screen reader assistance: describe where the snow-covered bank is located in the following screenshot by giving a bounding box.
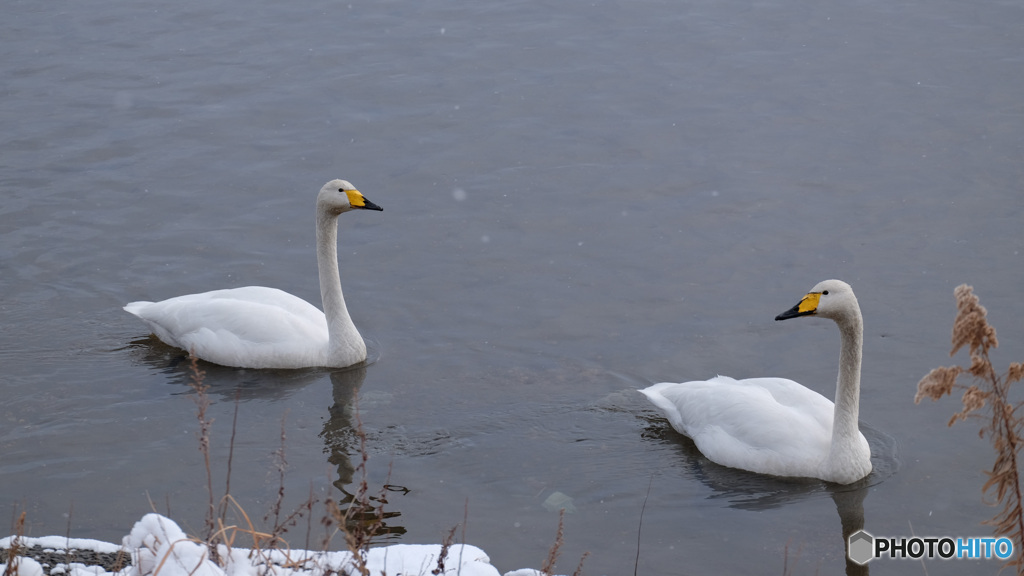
[0,514,556,576]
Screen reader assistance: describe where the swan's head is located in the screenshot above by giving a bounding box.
[317,179,383,215]
[775,279,860,323]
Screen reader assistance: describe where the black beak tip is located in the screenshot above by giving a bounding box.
[775,304,804,322]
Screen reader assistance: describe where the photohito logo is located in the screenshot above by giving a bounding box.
[848,530,1014,565]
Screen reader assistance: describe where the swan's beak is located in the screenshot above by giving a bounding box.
[357,197,383,211]
[775,292,821,321]
[345,189,384,211]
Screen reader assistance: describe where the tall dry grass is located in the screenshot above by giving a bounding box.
[179,358,466,576]
[916,284,1024,572]
[536,508,588,576]
[1,511,26,576]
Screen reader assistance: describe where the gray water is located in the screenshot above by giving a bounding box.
[3,1,1023,574]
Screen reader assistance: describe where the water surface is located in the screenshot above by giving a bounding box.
[3,1,1023,574]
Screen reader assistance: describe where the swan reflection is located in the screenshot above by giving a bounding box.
[644,419,898,576]
[320,366,407,540]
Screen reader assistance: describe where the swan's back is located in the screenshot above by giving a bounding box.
[641,376,836,479]
[125,286,331,369]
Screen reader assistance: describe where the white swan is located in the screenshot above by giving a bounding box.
[639,279,871,484]
[124,179,382,369]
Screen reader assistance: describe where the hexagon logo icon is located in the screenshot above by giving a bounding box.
[848,529,874,565]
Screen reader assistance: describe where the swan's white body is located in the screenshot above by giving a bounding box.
[125,180,382,369]
[640,279,871,484]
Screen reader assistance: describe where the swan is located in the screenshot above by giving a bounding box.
[124,179,382,369]
[639,279,871,484]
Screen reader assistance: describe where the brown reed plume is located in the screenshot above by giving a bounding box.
[183,355,321,569]
[540,508,565,575]
[185,355,217,548]
[2,511,26,576]
[915,284,1024,570]
[537,508,589,576]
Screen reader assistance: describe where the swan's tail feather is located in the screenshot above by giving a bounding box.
[123,301,153,316]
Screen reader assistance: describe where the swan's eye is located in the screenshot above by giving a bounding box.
[822,290,829,295]
[338,188,345,192]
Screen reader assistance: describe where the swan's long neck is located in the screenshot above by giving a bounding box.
[316,209,365,364]
[830,307,863,461]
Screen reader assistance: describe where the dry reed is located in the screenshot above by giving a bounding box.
[185,354,217,550]
[540,508,565,575]
[915,284,1024,571]
[2,511,26,576]
[182,356,323,572]
[536,508,588,576]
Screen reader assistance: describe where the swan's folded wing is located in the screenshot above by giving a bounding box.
[195,286,328,326]
[640,377,834,478]
[729,376,836,431]
[124,287,329,367]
